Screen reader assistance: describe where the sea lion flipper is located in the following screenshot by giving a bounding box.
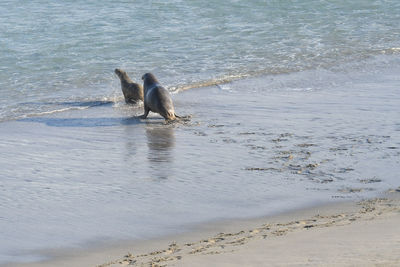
[174,114,191,120]
[140,106,150,119]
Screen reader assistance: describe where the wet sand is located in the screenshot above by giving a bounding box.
[13,189,400,267]
[1,63,400,265]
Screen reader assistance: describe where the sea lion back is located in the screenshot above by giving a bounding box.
[115,69,144,104]
[155,86,176,120]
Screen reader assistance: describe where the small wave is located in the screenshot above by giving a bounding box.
[169,73,251,93]
[0,98,116,123]
[380,47,400,54]
[15,106,90,121]
[167,52,400,94]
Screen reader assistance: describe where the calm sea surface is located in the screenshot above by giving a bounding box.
[0,0,400,265]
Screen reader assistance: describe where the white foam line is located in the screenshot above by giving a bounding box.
[16,106,90,120]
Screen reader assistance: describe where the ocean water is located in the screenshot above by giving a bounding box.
[1,0,400,265]
[1,0,400,121]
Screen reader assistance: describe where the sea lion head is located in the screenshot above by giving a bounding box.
[142,73,159,89]
[114,68,126,79]
[142,73,158,82]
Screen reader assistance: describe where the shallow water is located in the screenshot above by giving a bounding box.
[1,0,400,264]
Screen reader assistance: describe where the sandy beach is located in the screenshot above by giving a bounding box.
[12,189,399,267]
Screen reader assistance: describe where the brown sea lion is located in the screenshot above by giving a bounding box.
[140,73,177,121]
[115,68,144,104]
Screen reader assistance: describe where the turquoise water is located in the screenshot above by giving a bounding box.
[1,0,399,121]
[1,1,400,265]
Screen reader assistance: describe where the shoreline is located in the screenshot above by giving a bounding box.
[2,1,400,265]
[1,58,399,266]
[11,189,400,267]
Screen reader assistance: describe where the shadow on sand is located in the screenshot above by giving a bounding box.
[19,116,165,127]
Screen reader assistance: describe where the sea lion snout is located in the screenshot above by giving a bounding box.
[142,73,149,80]
[115,68,126,76]
[114,68,122,78]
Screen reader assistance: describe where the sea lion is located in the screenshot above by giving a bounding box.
[141,73,177,121]
[115,68,144,104]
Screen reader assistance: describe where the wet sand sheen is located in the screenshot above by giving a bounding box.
[1,65,400,264]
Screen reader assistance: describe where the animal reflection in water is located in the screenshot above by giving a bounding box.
[146,125,175,171]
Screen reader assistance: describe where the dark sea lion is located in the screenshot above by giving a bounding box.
[114,68,144,104]
[141,73,177,121]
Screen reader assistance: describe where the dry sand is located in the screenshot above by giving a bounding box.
[16,189,400,267]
